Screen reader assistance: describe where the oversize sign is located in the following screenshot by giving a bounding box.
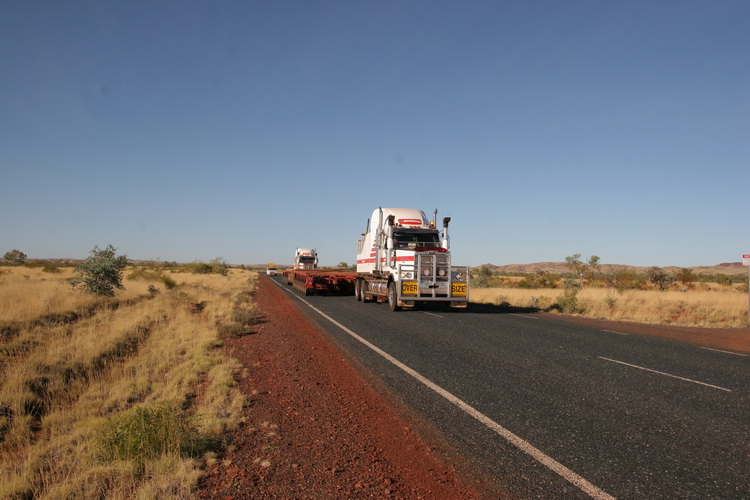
[401,281,418,295]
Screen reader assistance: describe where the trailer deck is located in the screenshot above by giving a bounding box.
[283,269,358,296]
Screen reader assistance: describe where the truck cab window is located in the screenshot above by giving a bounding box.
[394,232,439,249]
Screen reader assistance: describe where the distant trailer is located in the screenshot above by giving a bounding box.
[282,269,358,296]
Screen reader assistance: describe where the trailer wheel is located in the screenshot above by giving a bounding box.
[387,282,401,312]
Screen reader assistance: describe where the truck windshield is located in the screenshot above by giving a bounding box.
[299,256,315,262]
[394,231,439,249]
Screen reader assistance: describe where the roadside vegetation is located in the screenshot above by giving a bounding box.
[0,258,258,498]
[471,255,748,328]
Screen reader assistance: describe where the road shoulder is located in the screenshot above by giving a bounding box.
[198,276,483,498]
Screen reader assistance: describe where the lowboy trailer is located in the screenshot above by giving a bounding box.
[283,268,358,296]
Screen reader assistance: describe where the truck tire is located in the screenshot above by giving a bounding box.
[361,280,372,303]
[355,279,362,301]
[387,282,401,311]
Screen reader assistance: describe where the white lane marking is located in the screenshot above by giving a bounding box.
[510,313,539,320]
[602,330,629,336]
[700,347,748,357]
[270,278,615,499]
[421,312,443,318]
[599,357,732,392]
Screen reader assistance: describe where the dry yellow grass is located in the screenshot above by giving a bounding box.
[471,286,748,327]
[0,267,157,329]
[0,266,256,499]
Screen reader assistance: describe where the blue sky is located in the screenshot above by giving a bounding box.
[1,0,748,268]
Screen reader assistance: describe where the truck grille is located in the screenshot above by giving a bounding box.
[416,254,450,281]
[396,253,469,303]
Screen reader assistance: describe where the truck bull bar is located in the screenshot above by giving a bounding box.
[396,254,469,305]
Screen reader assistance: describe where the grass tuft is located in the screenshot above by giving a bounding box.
[95,402,215,463]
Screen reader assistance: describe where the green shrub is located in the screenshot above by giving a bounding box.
[126,268,162,281]
[647,267,675,291]
[232,307,260,326]
[41,262,61,273]
[3,249,27,265]
[217,323,246,339]
[518,271,558,289]
[185,262,213,275]
[96,402,211,463]
[183,258,230,276]
[471,266,495,288]
[209,257,229,276]
[68,245,128,297]
[555,279,581,314]
[161,275,177,289]
[605,296,618,310]
[556,294,578,314]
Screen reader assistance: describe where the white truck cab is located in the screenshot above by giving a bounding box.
[294,248,318,269]
[355,208,468,311]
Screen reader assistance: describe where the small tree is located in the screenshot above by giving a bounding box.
[518,271,557,289]
[556,279,581,314]
[472,266,494,288]
[565,254,587,287]
[606,269,642,292]
[209,257,229,276]
[565,254,602,287]
[69,245,128,297]
[675,268,696,288]
[586,255,601,285]
[646,266,674,291]
[3,249,27,265]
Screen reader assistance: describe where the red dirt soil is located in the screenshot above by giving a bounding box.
[198,277,749,499]
[197,276,481,499]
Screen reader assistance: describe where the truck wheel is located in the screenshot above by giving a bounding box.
[355,279,362,301]
[387,282,401,312]
[361,280,372,303]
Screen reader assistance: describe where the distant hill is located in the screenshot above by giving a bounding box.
[476,262,747,276]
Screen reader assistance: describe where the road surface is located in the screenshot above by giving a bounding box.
[269,276,750,499]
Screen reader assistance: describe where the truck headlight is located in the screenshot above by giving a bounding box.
[438,269,447,277]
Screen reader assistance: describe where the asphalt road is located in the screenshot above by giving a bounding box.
[268,276,750,499]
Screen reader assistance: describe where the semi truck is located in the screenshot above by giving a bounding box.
[355,208,469,311]
[293,248,318,269]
